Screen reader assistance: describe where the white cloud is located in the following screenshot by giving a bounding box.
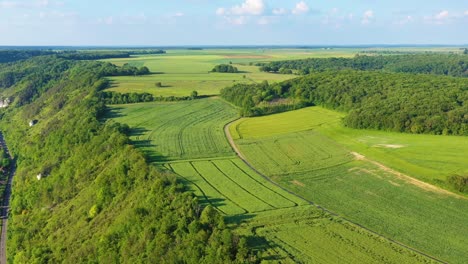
[465,10,468,16]
[0,0,62,9]
[361,10,374,24]
[395,15,414,25]
[217,0,265,16]
[435,10,449,20]
[0,1,18,8]
[292,1,309,15]
[216,7,225,16]
[173,12,184,17]
[216,0,265,26]
[272,8,288,15]
[226,16,248,25]
[424,10,457,24]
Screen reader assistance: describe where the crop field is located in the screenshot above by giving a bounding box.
[235,207,438,264]
[230,106,468,263]
[170,159,304,215]
[230,106,468,184]
[102,49,359,97]
[109,98,445,263]
[109,98,237,161]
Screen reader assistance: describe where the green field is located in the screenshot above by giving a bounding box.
[102,49,359,97]
[230,106,468,263]
[230,106,468,184]
[109,98,237,161]
[109,98,441,263]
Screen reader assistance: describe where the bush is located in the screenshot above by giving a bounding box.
[448,175,468,193]
[212,64,238,73]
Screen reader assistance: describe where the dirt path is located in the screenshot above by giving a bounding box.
[224,120,446,263]
[350,152,466,199]
[0,132,15,264]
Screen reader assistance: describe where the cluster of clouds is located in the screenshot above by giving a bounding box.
[423,10,468,25]
[216,0,311,25]
[215,0,468,28]
[0,0,63,9]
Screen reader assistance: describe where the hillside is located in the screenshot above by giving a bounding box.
[0,56,252,263]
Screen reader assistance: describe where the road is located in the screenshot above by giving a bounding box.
[0,132,15,264]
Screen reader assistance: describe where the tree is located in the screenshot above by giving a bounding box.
[190,90,198,99]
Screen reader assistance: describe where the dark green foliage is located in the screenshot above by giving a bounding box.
[448,175,468,193]
[100,91,155,104]
[0,49,165,64]
[221,70,468,135]
[261,54,468,77]
[212,64,239,73]
[100,91,204,104]
[0,57,255,263]
[0,50,56,63]
[191,90,198,99]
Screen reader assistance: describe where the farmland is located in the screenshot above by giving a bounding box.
[102,49,358,97]
[109,98,440,263]
[109,98,237,161]
[230,106,468,263]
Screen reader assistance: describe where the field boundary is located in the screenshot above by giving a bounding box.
[224,119,447,264]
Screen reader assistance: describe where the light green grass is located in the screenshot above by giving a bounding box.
[231,106,468,184]
[231,106,468,263]
[234,206,437,264]
[169,162,245,215]
[108,98,237,161]
[102,49,357,97]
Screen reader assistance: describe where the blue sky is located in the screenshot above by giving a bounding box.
[0,0,467,45]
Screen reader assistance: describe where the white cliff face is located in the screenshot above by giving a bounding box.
[0,98,10,108]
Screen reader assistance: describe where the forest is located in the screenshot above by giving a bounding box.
[221,70,468,135]
[259,53,468,77]
[0,49,166,63]
[0,56,254,263]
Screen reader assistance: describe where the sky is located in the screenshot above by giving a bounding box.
[0,0,467,46]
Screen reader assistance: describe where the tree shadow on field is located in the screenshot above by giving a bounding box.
[103,107,124,119]
[129,127,171,163]
[225,213,257,224]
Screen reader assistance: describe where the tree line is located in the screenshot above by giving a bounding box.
[259,54,468,77]
[0,49,166,63]
[221,70,468,136]
[99,91,200,104]
[0,56,256,263]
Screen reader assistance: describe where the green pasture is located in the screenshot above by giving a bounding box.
[230,106,468,184]
[101,48,358,97]
[231,106,468,263]
[108,98,443,263]
[108,98,237,161]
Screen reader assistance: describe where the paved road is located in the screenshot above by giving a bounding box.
[0,132,15,264]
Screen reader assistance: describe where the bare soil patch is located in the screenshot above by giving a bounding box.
[351,152,466,199]
[291,180,305,187]
[374,144,406,149]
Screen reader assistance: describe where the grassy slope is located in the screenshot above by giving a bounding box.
[230,106,468,263]
[109,99,437,263]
